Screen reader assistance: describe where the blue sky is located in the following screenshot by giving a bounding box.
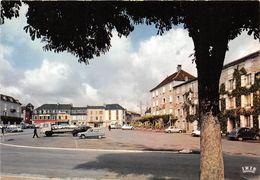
[0,4,259,112]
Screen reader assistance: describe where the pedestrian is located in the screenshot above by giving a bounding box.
[108,125,111,131]
[33,126,39,138]
[1,126,4,136]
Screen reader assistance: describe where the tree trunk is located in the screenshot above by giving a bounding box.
[191,29,228,180]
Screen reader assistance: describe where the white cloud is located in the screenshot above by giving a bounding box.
[21,59,71,94]
[225,31,259,64]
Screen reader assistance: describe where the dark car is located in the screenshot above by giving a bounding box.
[228,127,259,141]
[72,126,91,136]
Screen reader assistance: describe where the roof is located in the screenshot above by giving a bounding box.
[72,107,87,110]
[105,104,125,110]
[87,105,105,109]
[150,69,196,92]
[0,94,21,105]
[223,50,259,70]
[35,104,72,110]
[173,78,198,89]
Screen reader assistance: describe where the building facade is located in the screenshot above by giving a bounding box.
[104,104,126,127]
[150,50,260,132]
[173,79,198,131]
[21,103,34,124]
[219,50,260,132]
[86,106,105,127]
[70,107,88,125]
[32,104,72,124]
[150,65,196,116]
[0,94,22,124]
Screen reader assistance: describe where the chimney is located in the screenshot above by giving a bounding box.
[177,64,182,72]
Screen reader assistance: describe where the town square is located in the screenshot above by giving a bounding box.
[0,1,260,180]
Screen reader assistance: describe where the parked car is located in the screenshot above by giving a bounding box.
[121,124,134,130]
[78,128,105,139]
[165,126,183,133]
[5,125,23,133]
[72,125,91,136]
[191,129,200,137]
[228,127,259,141]
[110,124,122,129]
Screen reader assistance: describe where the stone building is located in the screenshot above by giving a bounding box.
[21,103,34,124]
[150,65,196,116]
[219,50,260,132]
[0,94,22,125]
[70,107,88,125]
[32,104,72,124]
[86,106,105,127]
[150,50,260,133]
[104,104,126,127]
[173,79,198,131]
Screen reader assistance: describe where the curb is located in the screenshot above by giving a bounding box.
[0,142,200,154]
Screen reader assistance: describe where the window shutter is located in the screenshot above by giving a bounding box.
[251,73,255,85]
[233,79,236,89]
[241,75,244,87]
[241,95,244,108]
[250,93,253,106]
[226,98,229,109]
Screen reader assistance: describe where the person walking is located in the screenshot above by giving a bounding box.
[33,126,39,138]
[108,125,111,131]
[1,126,4,136]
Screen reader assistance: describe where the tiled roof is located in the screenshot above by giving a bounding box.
[150,69,196,92]
[35,104,72,110]
[0,94,21,105]
[105,104,125,110]
[223,50,259,70]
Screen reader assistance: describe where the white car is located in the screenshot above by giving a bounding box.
[78,128,105,139]
[165,126,183,133]
[5,125,23,133]
[121,124,134,130]
[191,129,200,137]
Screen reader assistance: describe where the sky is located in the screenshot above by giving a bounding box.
[0,4,259,113]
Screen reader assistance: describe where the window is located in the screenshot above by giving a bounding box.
[169,96,172,103]
[241,74,252,87]
[99,111,103,115]
[244,116,251,128]
[156,90,158,96]
[227,97,236,109]
[152,101,155,107]
[228,79,235,90]
[169,84,172,91]
[156,100,159,106]
[169,108,173,113]
[162,87,165,94]
[163,98,166,104]
[242,94,252,107]
[152,92,155,98]
[116,110,119,120]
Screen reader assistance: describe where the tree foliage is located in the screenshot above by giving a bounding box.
[1,1,259,64]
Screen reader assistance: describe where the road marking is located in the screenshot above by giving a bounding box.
[0,142,180,154]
